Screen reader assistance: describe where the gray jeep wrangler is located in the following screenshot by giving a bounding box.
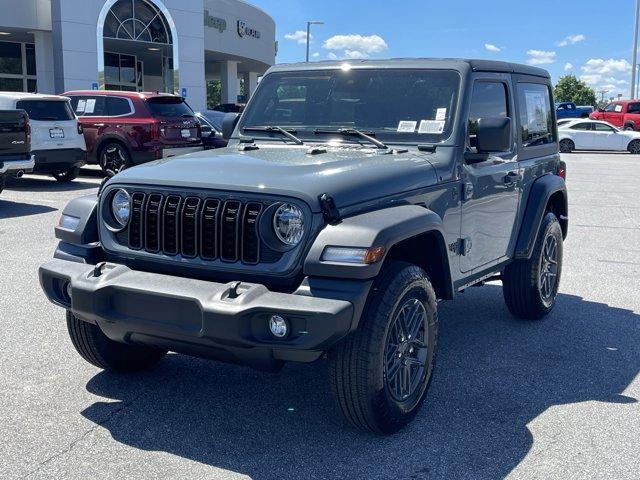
[40,59,568,434]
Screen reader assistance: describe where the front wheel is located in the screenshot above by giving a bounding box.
[66,311,167,372]
[559,139,574,153]
[328,262,438,434]
[52,166,80,182]
[502,212,563,319]
[628,139,640,154]
[99,142,132,177]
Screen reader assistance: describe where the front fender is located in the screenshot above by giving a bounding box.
[304,205,446,280]
[515,174,568,259]
[54,194,103,264]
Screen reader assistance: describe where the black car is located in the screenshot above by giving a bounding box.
[195,112,227,149]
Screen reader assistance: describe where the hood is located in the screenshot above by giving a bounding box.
[111,144,440,212]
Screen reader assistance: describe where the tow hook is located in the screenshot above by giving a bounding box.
[93,262,107,277]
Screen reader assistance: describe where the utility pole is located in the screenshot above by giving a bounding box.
[305,21,324,62]
[631,0,640,98]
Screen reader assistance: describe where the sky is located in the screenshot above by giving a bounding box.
[250,0,639,100]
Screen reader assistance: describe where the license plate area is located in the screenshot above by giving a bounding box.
[181,129,191,138]
[49,128,64,139]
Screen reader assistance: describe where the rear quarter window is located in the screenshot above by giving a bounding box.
[517,83,555,147]
[146,98,194,118]
[15,100,74,121]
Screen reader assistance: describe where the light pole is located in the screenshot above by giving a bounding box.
[305,21,324,62]
[631,0,640,98]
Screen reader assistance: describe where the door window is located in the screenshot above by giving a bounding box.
[570,122,593,130]
[106,97,133,116]
[69,96,107,117]
[627,103,640,114]
[594,123,615,132]
[468,81,508,148]
[517,83,555,147]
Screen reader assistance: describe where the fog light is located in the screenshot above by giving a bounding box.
[269,315,288,338]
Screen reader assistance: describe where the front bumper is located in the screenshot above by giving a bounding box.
[0,155,35,175]
[39,259,357,366]
[32,148,86,173]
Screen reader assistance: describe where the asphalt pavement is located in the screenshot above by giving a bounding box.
[0,154,638,479]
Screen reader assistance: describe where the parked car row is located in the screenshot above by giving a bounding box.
[555,101,594,119]
[558,119,640,153]
[0,91,229,193]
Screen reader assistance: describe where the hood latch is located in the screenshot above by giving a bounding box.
[319,193,341,225]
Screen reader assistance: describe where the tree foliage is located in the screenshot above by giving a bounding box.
[554,75,597,106]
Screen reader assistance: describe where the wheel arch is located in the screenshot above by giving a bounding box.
[514,174,568,260]
[95,134,133,164]
[304,204,454,300]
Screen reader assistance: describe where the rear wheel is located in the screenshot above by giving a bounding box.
[66,311,166,372]
[52,166,80,182]
[99,142,132,177]
[628,139,640,154]
[624,125,635,131]
[559,139,574,153]
[502,212,563,320]
[328,262,438,434]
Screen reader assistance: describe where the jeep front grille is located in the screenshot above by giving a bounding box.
[123,192,269,265]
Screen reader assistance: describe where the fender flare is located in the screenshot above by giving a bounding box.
[515,174,568,259]
[55,194,99,246]
[304,204,452,284]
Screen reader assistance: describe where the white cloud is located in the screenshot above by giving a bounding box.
[579,58,632,94]
[323,34,388,54]
[564,63,573,71]
[484,43,501,52]
[526,50,557,65]
[557,34,586,47]
[327,52,338,60]
[311,52,320,58]
[284,30,311,45]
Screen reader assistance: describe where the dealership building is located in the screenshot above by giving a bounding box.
[0,0,276,111]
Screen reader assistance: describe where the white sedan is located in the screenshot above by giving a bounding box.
[558,119,640,154]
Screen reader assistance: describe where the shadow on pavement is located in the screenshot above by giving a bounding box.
[0,199,57,219]
[5,175,99,193]
[81,286,640,479]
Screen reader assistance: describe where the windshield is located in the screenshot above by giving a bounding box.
[146,97,194,118]
[240,69,461,144]
[16,100,74,121]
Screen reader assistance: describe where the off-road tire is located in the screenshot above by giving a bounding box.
[66,311,167,372]
[52,166,80,182]
[502,212,563,320]
[559,139,574,153]
[328,262,438,435]
[99,142,132,177]
[628,139,640,154]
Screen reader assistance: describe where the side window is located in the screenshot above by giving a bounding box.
[70,96,106,117]
[570,122,592,131]
[594,123,615,132]
[517,82,555,147]
[107,97,133,116]
[627,103,640,114]
[468,81,508,148]
[604,103,617,112]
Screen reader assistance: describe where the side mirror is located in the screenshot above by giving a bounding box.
[200,124,213,137]
[221,113,240,140]
[476,116,511,153]
[597,108,604,112]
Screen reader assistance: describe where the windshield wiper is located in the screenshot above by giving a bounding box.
[314,128,388,150]
[243,126,304,145]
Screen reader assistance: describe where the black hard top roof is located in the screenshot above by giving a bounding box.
[268,58,550,79]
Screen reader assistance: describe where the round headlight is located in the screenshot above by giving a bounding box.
[111,189,131,228]
[273,203,304,246]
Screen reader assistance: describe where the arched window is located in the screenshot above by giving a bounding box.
[103,0,172,44]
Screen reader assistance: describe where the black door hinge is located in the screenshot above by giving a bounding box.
[319,193,341,225]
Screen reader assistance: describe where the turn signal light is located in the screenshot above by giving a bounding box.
[557,160,567,180]
[322,246,386,265]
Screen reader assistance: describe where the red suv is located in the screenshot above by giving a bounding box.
[590,100,640,131]
[64,91,202,175]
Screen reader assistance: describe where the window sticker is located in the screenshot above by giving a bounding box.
[418,120,445,134]
[76,99,86,113]
[397,120,417,132]
[435,108,447,121]
[615,104,623,113]
[84,99,96,114]
[524,91,548,134]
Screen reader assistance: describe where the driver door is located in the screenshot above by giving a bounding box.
[592,122,624,150]
[460,75,520,273]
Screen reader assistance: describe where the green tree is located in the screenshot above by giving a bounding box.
[207,80,221,109]
[554,75,597,107]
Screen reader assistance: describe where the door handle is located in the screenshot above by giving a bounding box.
[503,171,519,185]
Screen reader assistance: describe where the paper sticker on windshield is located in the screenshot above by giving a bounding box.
[76,100,86,113]
[418,120,445,134]
[397,120,417,133]
[84,99,96,114]
[435,108,447,121]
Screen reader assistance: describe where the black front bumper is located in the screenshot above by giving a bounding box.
[33,148,86,173]
[39,259,365,367]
